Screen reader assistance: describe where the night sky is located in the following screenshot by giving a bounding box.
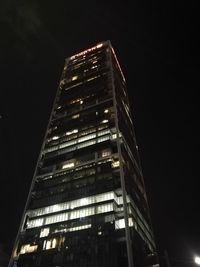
[0,1,199,266]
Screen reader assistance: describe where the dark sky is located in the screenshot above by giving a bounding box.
[0,1,199,266]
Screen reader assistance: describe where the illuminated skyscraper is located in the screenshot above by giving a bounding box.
[9,41,159,267]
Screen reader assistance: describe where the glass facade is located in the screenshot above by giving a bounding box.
[9,41,159,267]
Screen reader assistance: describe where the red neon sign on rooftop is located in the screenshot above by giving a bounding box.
[70,43,103,60]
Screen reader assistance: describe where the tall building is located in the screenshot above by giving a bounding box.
[9,41,159,267]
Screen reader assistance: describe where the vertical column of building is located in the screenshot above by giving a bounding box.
[110,45,159,266]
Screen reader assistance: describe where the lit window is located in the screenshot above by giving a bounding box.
[70,98,81,104]
[27,191,117,228]
[97,136,110,143]
[66,129,78,135]
[112,134,117,139]
[102,119,108,124]
[97,129,110,136]
[40,228,50,238]
[77,140,96,149]
[57,105,61,109]
[80,198,89,206]
[20,244,38,254]
[62,161,75,170]
[101,149,111,158]
[91,65,98,69]
[60,140,77,149]
[27,218,44,228]
[45,238,57,250]
[104,109,109,113]
[72,114,80,119]
[78,133,96,143]
[80,100,83,104]
[97,43,103,48]
[71,75,78,81]
[115,218,133,230]
[112,160,120,168]
[52,136,59,140]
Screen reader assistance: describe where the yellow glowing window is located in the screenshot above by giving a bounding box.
[72,114,80,119]
[20,244,38,254]
[45,238,57,250]
[71,75,78,81]
[62,162,75,169]
[112,160,120,168]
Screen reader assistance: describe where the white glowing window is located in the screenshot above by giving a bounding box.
[111,134,117,139]
[80,198,89,206]
[68,224,91,232]
[80,100,83,104]
[27,191,117,228]
[45,213,68,225]
[115,219,125,229]
[40,228,50,238]
[28,218,44,228]
[60,140,77,149]
[102,119,108,123]
[52,136,59,140]
[20,244,38,254]
[78,133,96,143]
[115,218,133,229]
[97,129,110,136]
[66,129,78,135]
[71,75,78,81]
[104,109,109,113]
[96,203,113,214]
[97,136,109,143]
[77,140,96,149]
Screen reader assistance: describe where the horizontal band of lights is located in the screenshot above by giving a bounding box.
[70,43,103,60]
[44,129,115,154]
[45,136,111,157]
[27,191,123,218]
[27,202,114,229]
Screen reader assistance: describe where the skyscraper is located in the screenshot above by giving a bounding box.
[9,41,159,267]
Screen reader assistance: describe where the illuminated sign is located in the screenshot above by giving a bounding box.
[70,43,103,60]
